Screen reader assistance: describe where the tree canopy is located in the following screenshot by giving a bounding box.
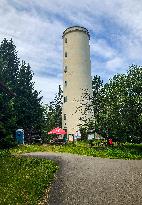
[43,85,63,133]
[92,65,142,143]
[0,39,44,147]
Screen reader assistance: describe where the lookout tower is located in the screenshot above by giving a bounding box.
[62,26,93,136]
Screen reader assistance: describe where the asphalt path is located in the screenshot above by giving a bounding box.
[23,152,142,205]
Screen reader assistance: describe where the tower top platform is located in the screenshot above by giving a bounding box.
[62,26,90,39]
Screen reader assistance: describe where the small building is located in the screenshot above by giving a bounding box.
[16,129,24,144]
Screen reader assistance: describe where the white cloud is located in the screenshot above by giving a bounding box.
[33,75,62,104]
[91,39,117,59]
[119,36,142,61]
[106,57,125,72]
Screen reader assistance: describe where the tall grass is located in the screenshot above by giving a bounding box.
[0,150,58,205]
[10,142,142,160]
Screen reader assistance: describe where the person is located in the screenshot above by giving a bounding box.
[63,135,67,144]
[108,138,113,146]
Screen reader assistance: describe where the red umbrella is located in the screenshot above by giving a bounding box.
[48,127,59,134]
[48,131,53,134]
[48,127,66,135]
[55,128,67,135]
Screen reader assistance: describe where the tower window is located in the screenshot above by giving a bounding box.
[65,81,67,86]
[64,66,67,73]
[65,52,67,57]
[64,114,66,120]
[65,38,67,43]
[64,96,67,103]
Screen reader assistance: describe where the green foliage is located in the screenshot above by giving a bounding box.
[0,38,19,90]
[91,65,142,143]
[0,151,58,205]
[0,134,17,149]
[10,143,142,160]
[78,65,142,144]
[14,61,44,132]
[0,38,44,147]
[0,41,17,146]
[43,85,63,134]
[76,75,103,132]
[92,75,103,117]
[80,127,88,140]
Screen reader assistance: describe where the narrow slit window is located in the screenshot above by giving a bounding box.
[65,52,67,57]
[64,114,66,120]
[65,38,67,43]
[64,66,67,73]
[64,96,67,103]
[65,81,67,86]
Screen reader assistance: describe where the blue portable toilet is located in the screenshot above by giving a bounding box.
[16,129,24,144]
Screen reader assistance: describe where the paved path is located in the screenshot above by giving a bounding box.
[23,152,142,205]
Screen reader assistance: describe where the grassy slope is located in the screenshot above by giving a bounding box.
[0,150,58,205]
[10,142,142,160]
[2,143,141,204]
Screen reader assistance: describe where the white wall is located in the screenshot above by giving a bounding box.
[62,26,93,135]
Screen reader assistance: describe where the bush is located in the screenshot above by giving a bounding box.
[0,134,17,149]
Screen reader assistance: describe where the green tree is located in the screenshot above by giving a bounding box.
[14,61,44,141]
[0,39,44,145]
[78,75,103,133]
[123,65,142,142]
[54,85,63,127]
[96,74,128,140]
[95,65,142,143]
[78,65,142,143]
[0,38,19,90]
[0,39,18,147]
[44,85,63,132]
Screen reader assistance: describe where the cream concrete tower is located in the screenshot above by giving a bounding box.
[62,26,93,136]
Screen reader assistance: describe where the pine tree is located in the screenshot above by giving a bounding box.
[15,61,44,139]
[0,38,44,145]
[44,85,63,132]
[54,85,63,127]
[0,38,19,91]
[0,39,19,136]
[0,56,16,148]
[92,75,103,119]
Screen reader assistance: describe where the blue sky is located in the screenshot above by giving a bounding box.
[0,0,142,103]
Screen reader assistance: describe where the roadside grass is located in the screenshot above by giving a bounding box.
[10,142,142,160]
[0,150,58,205]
